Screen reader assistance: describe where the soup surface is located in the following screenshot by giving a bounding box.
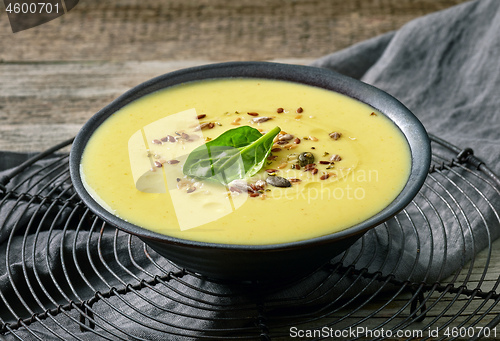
[81,78,411,245]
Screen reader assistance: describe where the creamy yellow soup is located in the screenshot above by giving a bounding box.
[81,78,411,245]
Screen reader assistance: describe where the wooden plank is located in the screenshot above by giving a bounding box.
[1,60,214,125]
[0,59,314,152]
[0,0,470,62]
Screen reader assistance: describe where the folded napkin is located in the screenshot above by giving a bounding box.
[1,0,499,339]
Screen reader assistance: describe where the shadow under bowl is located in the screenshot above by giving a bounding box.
[69,62,431,283]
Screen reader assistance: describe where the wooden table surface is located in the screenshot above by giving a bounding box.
[0,0,470,153]
[4,0,500,338]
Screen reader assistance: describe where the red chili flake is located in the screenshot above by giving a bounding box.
[294,138,301,144]
[311,168,319,175]
[277,108,284,113]
[294,164,301,170]
[152,139,162,145]
[289,178,302,183]
[197,114,206,119]
[370,112,377,116]
[267,155,278,160]
[167,160,180,164]
[271,147,282,152]
[304,163,316,171]
[208,122,215,129]
[296,107,303,113]
[319,161,331,165]
[249,192,260,197]
[247,112,259,116]
[320,173,330,180]
[266,169,278,173]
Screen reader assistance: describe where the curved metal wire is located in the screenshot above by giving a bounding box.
[0,134,498,340]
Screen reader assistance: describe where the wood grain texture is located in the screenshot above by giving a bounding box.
[0,0,470,151]
[0,59,314,152]
[0,0,470,62]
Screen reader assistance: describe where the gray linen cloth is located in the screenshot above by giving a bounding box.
[311,0,500,175]
[1,0,499,339]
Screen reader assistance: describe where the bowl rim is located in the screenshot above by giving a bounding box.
[69,61,431,252]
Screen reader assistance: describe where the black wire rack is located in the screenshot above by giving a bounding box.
[0,135,499,341]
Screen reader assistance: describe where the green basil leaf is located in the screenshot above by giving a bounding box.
[182,126,281,185]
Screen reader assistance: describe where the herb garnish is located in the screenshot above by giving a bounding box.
[182,126,281,185]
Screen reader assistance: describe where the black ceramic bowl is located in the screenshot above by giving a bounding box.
[70,62,431,282]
